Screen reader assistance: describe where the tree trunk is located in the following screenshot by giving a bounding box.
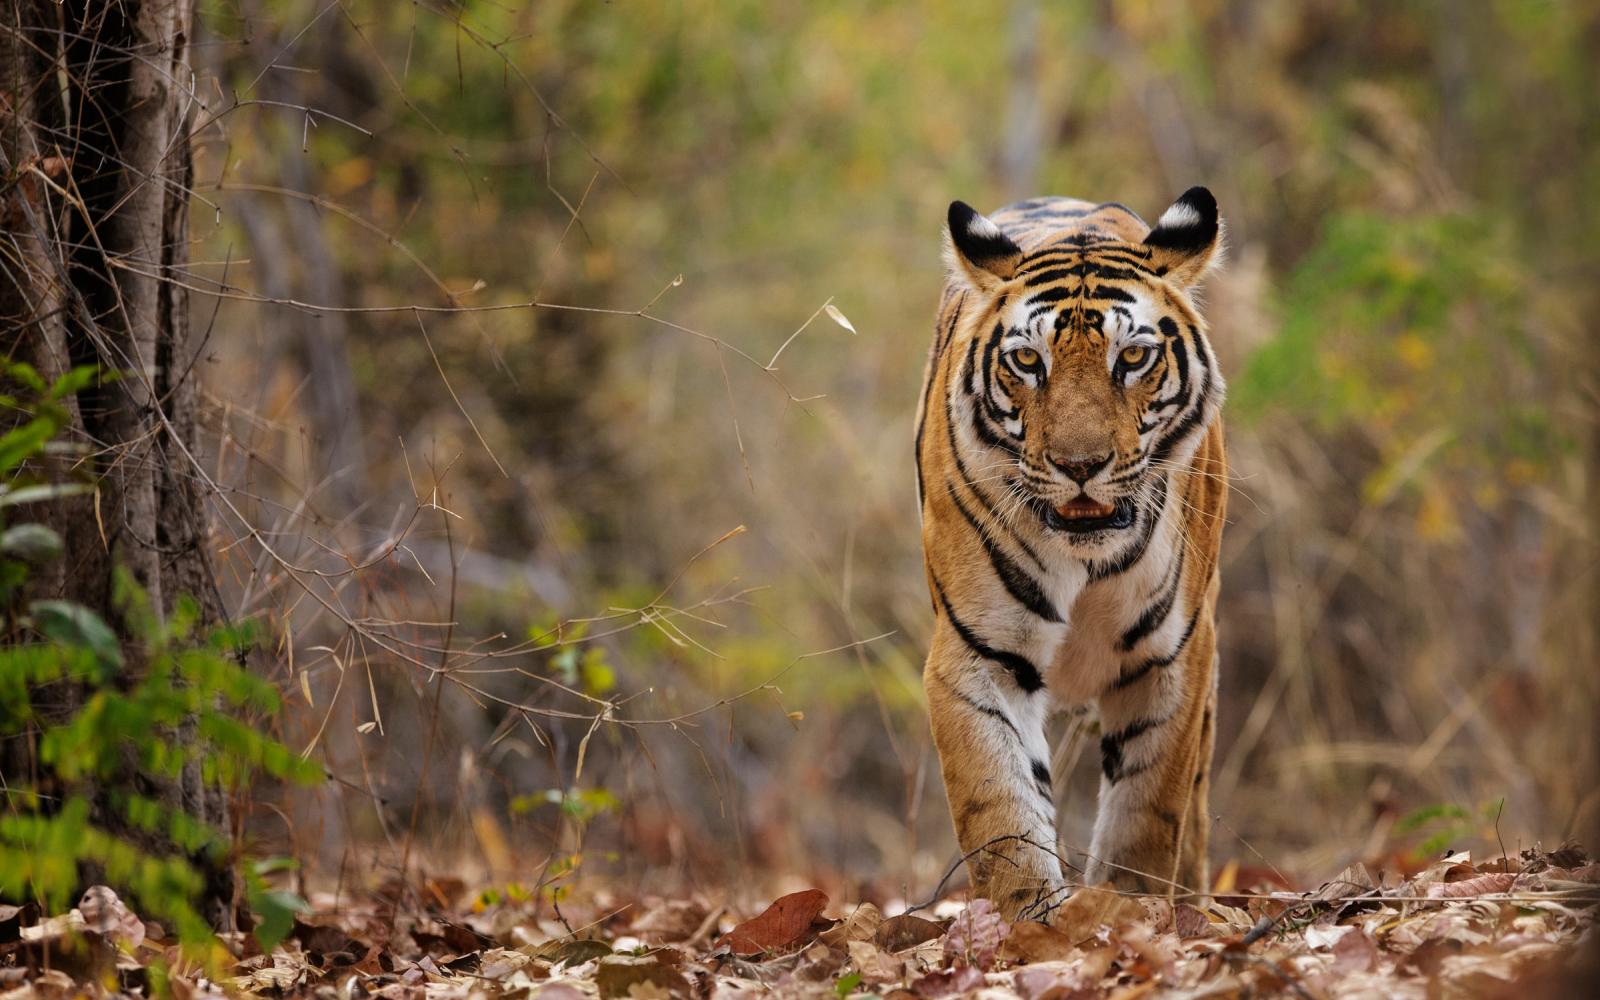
[2,0,231,926]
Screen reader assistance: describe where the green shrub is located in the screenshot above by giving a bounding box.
[0,362,321,954]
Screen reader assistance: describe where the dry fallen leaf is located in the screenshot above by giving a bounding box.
[1426,872,1517,898]
[6,844,1595,1000]
[1172,904,1213,939]
[820,902,882,948]
[999,921,1077,964]
[716,889,829,956]
[595,953,691,999]
[77,886,144,948]
[942,898,1008,969]
[847,938,906,985]
[908,965,985,998]
[632,899,711,943]
[1049,884,1144,945]
[877,913,946,952]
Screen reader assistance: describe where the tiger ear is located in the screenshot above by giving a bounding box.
[946,201,1022,290]
[1144,186,1222,285]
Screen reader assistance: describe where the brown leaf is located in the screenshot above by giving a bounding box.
[1000,921,1077,964]
[1172,904,1212,939]
[908,965,985,998]
[846,938,906,985]
[413,918,494,956]
[631,900,711,943]
[717,889,829,956]
[942,899,1008,969]
[1012,965,1095,1000]
[1330,925,1377,974]
[819,902,882,949]
[1567,862,1600,883]
[595,954,692,1000]
[293,916,365,955]
[1049,884,1144,945]
[527,938,614,966]
[794,941,849,981]
[422,876,467,910]
[78,885,144,948]
[876,914,946,952]
[1310,862,1377,902]
[1425,872,1516,898]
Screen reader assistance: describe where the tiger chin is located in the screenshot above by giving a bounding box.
[914,187,1229,921]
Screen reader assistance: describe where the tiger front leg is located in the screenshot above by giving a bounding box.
[1086,631,1217,897]
[925,632,1067,921]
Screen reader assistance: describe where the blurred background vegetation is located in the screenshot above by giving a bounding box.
[191,0,1598,903]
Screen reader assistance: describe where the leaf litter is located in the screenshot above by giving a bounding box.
[1,844,1595,998]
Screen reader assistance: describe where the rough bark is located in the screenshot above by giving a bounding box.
[2,0,231,925]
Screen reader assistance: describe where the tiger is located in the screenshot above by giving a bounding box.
[914,187,1229,921]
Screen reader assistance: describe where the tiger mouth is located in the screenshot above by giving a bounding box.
[1036,495,1137,534]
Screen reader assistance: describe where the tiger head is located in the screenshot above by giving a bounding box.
[944,188,1226,553]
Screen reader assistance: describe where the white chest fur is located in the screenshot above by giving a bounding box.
[1043,502,1185,705]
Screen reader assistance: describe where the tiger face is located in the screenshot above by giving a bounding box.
[944,190,1225,556]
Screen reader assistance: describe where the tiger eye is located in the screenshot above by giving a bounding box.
[1120,345,1150,367]
[1011,347,1041,368]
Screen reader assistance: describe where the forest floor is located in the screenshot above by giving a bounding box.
[3,846,1597,999]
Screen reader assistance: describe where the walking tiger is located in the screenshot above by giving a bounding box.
[915,188,1228,919]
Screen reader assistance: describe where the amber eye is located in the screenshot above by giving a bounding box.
[1008,347,1042,370]
[1119,345,1151,368]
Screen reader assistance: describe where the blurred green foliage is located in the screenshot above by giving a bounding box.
[0,365,321,953]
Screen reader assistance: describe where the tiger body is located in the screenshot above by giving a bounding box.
[915,190,1228,920]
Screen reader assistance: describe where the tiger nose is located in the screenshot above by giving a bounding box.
[1049,451,1111,485]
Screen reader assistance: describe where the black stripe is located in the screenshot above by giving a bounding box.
[1150,365,1211,464]
[1111,605,1202,690]
[1023,286,1074,305]
[1080,264,1149,283]
[1022,266,1084,287]
[1119,548,1184,651]
[953,689,1021,741]
[941,408,1046,570]
[969,399,1022,455]
[935,291,967,354]
[1031,758,1052,786]
[1093,201,1146,224]
[1100,715,1168,782]
[978,321,1005,401]
[915,295,969,512]
[1087,285,1135,302]
[932,577,1044,694]
[948,485,1061,622]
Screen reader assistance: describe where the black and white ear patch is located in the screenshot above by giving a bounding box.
[1142,186,1222,285]
[949,200,1024,282]
[1144,186,1217,254]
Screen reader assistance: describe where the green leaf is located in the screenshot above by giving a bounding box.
[2,361,45,393]
[29,600,123,671]
[1395,802,1469,835]
[47,365,106,401]
[0,524,63,563]
[580,648,616,695]
[835,972,863,998]
[0,421,57,476]
[248,888,309,953]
